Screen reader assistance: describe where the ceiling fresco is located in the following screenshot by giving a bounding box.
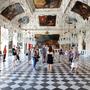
[0,0,89,31]
[1,3,24,20]
[33,0,62,8]
[18,16,29,24]
[71,1,90,20]
[65,16,77,24]
[39,15,56,26]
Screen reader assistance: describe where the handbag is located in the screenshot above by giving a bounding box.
[37,55,40,58]
[34,56,39,62]
[26,53,28,56]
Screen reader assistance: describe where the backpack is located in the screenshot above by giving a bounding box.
[12,48,16,55]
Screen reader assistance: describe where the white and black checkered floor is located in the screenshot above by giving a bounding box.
[0,58,90,90]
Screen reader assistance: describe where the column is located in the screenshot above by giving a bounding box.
[78,33,83,52]
[13,31,17,47]
[1,26,8,59]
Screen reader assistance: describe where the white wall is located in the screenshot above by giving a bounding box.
[13,32,17,47]
[86,31,90,51]
[1,26,8,58]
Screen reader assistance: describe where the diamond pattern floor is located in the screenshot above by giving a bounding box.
[0,57,90,90]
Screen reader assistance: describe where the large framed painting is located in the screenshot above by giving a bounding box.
[33,0,62,8]
[1,3,24,20]
[39,15,56,26]
[71,1,90,20]
[35,34,60,46]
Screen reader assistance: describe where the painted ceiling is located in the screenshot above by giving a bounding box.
[0,0,90,33]
[1,3,24,20]
[39,15,56,26]
[33,0,62,8]
[71,1,90,20]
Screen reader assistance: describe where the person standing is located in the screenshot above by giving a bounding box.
[59,48,64,63]
[47,46,54,72]
[12,46,17,68]
[3,45,7,62]
[28,48,31,64]
[68,48,73,64]
[42,45,47,63]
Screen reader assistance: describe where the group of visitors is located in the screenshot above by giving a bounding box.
[27,45,54,72]
[26,44,80,73]
[0,44,80,74]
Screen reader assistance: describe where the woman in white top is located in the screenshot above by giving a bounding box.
[71,47,80,73]
[47,46,54,72]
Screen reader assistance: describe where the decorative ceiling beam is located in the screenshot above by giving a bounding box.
[26,0,35,14]
[63,0,73,14]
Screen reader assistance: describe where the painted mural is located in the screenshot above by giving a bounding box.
[18,16,29,24]
[39,15,56,26]
[35,34,60,46]
[1,3,24,20]
[71,1,90,20]
[33,0,62,8]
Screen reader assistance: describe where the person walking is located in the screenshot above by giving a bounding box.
[42,45,47,63]
[32,46,39,72]
[3,45,7,62]
[16,47,21,62]
[71,47,80,73]
[68,48,73,64]
[28,48,31,64]
[12,46,17,68]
